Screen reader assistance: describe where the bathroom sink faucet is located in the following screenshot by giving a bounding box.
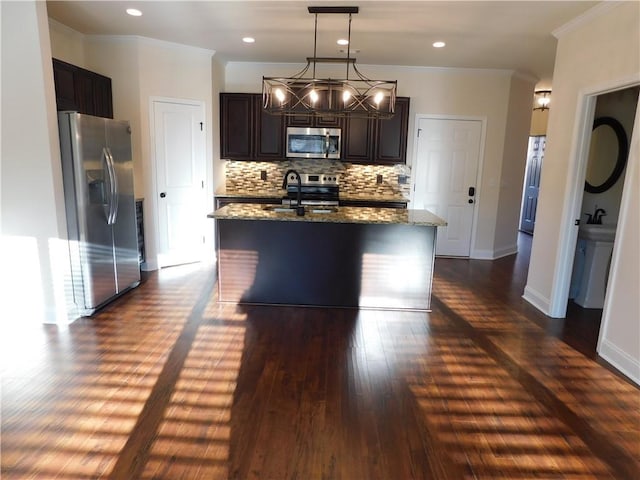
[594,208,606,224]
[585,205,607,224]
[282,169,305,216]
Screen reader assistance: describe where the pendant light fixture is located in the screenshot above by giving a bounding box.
[262,6,398,119]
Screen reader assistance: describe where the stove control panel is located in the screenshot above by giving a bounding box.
[287,173,339,186]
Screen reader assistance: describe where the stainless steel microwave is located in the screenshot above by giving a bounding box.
[286,127,341,159]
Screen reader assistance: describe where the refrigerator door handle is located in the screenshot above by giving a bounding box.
[104,147,118,225]
[101,147,113,223]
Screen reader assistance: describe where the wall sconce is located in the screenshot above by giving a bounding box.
[533,90,551,111]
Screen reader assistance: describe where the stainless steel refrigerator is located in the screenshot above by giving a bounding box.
[58,112,140,316]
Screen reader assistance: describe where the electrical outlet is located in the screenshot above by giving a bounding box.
[376,174,383,184]
[260,170,267,181]
[397,175,408,184]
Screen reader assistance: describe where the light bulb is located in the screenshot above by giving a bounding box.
[538,97,550,107]
[310,90,319,103]
[342,90,351,102]
[374,91,384,105]
[275,88,285,102]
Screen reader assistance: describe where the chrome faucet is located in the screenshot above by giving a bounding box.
[282,169,305,216]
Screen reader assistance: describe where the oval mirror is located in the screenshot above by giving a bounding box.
[585,117,628,194]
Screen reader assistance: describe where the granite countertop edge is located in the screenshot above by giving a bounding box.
[215,188,409,203]
[208,204,446,227]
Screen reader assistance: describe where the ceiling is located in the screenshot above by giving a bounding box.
[46,1,600,88]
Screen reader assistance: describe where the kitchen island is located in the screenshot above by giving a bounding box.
[209,204,446,310]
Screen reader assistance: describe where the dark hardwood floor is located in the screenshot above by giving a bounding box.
[2,236,639,479]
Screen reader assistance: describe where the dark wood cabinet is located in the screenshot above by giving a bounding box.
[342,97,410,164]
[52,58,113,118]
[256,97,285,159]
[343,115,374,162]
[376,97,410,164]
[220,93,409,164]
[220,94,253,159]
[287,112,342,128]
[220,93,284,161]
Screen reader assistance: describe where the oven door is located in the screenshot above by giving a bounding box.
[286,127,341,159]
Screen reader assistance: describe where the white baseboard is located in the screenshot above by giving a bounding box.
[523,285,551,316]
[470,248,494,260]
[598,339,640,386]
[493,243,518,260]
[471,244,518,260]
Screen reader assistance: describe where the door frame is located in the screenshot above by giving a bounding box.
[147,96,210,270]
[547,75,639,318]
[409,114,487,258]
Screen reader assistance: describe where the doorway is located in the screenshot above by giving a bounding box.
[566,86,639,320]
[411,116,484,257]
[151,99,207,268]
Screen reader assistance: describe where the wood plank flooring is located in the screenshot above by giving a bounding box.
[2,236,639,479]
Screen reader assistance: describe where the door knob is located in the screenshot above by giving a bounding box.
[160,192,166,198]
[468,199,474,204]
[468,186,475,196]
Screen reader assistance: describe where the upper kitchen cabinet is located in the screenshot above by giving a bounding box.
[343,97,410,164]
[343,115,374,162]
[220,93,284,161]
[52,58,113,118]
[285,89,343,128]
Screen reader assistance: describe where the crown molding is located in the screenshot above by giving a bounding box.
[86,35,215,57]
[48,18,85,39]
[553,1,622,39]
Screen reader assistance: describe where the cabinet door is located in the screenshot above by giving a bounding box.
[343,116,374,162]
[75,72,96,116]
[53,59,78,111]
[52,59,113,118]
[220,93,253,159]
[314,114,342,127]
[254,95,284,159]
[92,73,113,119]
[375,97,410,164]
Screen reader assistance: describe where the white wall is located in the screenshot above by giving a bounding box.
[525,2,640,383]
[212,58,226,193]
[225,62,534,259]
[1,1,72,324]
[49,18,85,66]
[493,74,535,258]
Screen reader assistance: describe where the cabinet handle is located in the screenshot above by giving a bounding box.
[160,192,166,198]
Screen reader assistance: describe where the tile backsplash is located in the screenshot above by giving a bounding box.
[225,160,411,198]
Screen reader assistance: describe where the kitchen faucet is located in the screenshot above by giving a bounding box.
[282,169,305,216]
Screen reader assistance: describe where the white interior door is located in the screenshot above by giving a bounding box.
[413,118,482,257]
[153,100,206,267]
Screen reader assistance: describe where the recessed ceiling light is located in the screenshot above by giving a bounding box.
[433,41,446,48]
[337,39,349,46]
[126,8,142,17]
[242,37,255,44]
